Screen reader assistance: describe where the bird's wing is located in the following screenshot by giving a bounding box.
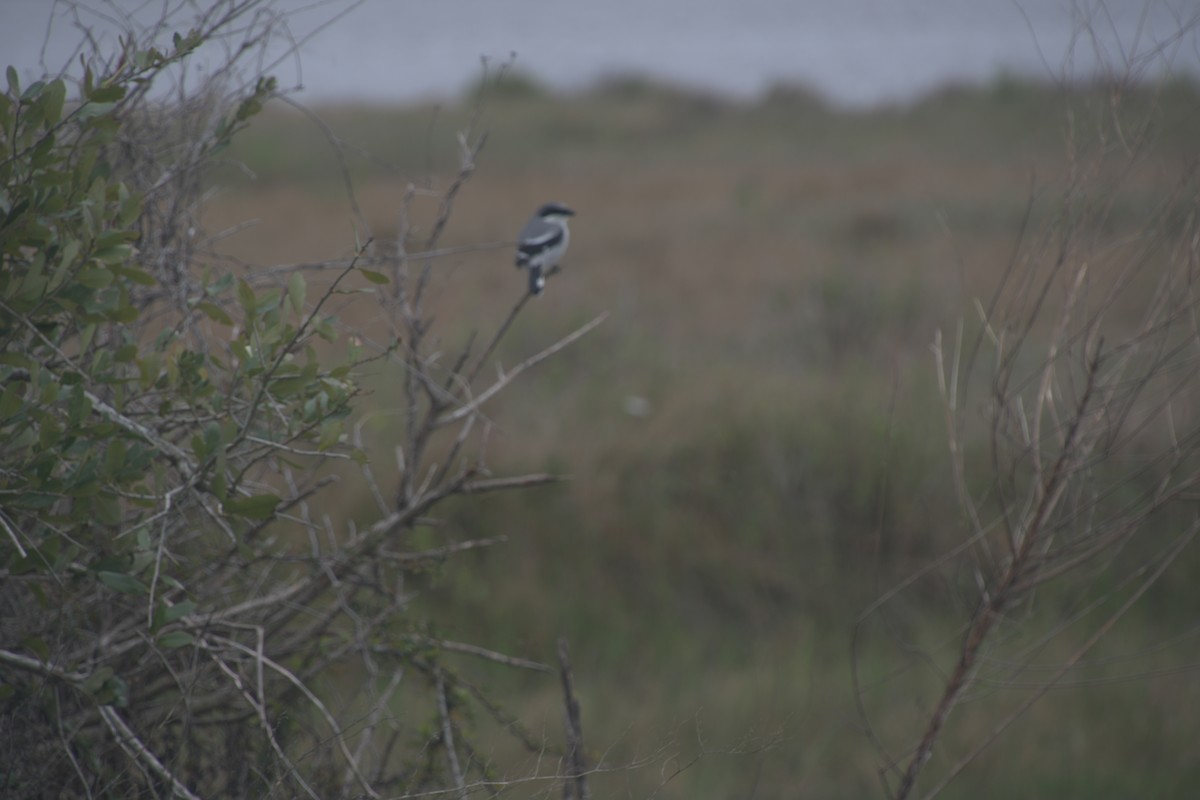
[518,218,564,250]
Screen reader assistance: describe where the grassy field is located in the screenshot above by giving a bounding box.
[207,73,1200,798]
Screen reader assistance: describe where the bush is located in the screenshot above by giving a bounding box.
[0,6,597,798]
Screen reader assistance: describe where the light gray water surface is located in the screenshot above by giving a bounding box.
[2,0,1197,107]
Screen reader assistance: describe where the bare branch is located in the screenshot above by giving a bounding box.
[558,637,591,800]
[99,705,202,800]
[436,313,609,428]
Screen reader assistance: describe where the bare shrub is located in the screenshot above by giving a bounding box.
[856,12,1200,799]
[0,2,604,797]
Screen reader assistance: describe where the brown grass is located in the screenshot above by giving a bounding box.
[202,80,1200,798]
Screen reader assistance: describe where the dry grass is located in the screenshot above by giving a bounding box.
[202,77,1200,798]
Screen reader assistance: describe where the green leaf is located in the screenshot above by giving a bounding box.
[104,439,127,473]
[76,101,117,120]
[190,432,209,461]
[152,599,196,632]
[98,570,148,596]
[80,323,97,354]
[208,272,234,295]
[288,271,306,314]
[197,301,233,325]
[114,265,155,285]
[359,268,391,285]
[257,288,281,315]
[318,420,344,451]
[223,493,281,520]
[0,352,33,369]
[22,636,50,662]
[163,600,196,624]
[107,303,139,324]
[21,80,46,101]
[37,415,61,450]
[97,675,129,707]
[78,267,114,289]
[138,353,161,389]
[67,384,93,426]
[116,193,143,228]
[40,79,65,125]
[18,252,46,300]
[159,574,184,592]
[235,96,263,122]
[236,277,256,313]
[93,554,131,573]
[58,238,81,270]
[81,666,128,706]
[94,494,121,526]
[158,602,196,635]
[156,631,194,649]
[269,376,308,397]
[87,85,126,103]
[48,244,78,292]
[315,317,336,342]
[83,666,114,694]
[6,66,19,97]
[94,243,135,264]
[202,422,221,457]
[0,381,25,418]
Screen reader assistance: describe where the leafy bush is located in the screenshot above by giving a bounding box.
[0,8,595,798]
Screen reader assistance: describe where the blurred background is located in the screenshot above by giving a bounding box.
[6,1,1200,797]
[5,0,1199,106]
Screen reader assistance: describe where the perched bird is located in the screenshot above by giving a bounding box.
[515,202,575,295]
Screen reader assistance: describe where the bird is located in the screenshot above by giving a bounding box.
[515,202,575,295]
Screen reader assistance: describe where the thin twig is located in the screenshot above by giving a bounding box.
[558,637,590,800]
[436,668,467,799]
[465,291,532,386]
[437,313,608,428]
[99,705,202,800]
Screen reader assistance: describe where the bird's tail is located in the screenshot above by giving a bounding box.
[528,265,545,295]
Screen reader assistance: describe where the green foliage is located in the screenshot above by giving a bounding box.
[0,30,378,800]
[0,12,585,797]
[0,43,329,587]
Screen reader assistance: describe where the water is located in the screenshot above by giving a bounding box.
[2,0,1198,107]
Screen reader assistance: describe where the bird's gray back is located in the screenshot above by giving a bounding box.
[519,216,561,244]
